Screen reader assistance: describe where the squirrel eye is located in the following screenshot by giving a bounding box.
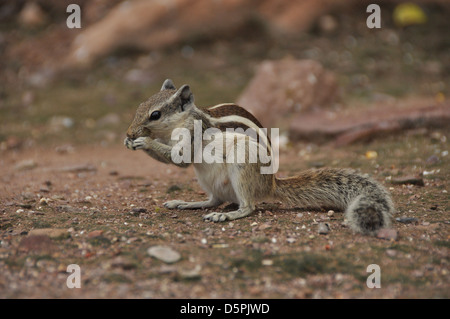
[149,110,161,121]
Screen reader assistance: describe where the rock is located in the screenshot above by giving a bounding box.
[385,249,397,257]
[18,2,48,28]
[15,159,37,171]
[18,235,57,253]
[318,15,338,33]
[237,59,338,127]
[64,0,255,67]
[327,210,335,217]
[177,265,202,281]
[63,0,348,68]
[148,245,181,264]
[28,228,70,239]
[317,222,330,235]
[212,243,229,248]
[376,228,398,241]
[87,230,104,238]
[391,176,424,186]
[262,259,273,266]
[395,217,419,224]
[289,99,450,145]
[258,222,272,230]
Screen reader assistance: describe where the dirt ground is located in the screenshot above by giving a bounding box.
[0,126,448,298]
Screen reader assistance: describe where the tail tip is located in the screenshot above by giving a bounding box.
[346,206,392,236]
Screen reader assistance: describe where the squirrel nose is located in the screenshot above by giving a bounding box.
[126,128,136,139]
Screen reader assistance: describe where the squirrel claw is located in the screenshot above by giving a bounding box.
[203,212,227,222]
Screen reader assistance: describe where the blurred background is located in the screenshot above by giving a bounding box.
[0,0,449,149]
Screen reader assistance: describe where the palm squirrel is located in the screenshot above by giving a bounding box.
[124,79,394,235]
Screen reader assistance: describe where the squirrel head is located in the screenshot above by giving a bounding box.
[126,79,195,141]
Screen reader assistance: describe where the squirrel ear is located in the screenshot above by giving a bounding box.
[161,79,176,91]
[176,84,194,111]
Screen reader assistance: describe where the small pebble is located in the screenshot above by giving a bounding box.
[396,217,418,224]
[177,265,202,280]
[15,159,37,171]
[318,223,330,235]
[262,259,273,266]
[327,210,335,217]
[386,249,397,257]
[147,245,181,264]
[212,243,229,248]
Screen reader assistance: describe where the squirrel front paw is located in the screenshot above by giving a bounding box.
[124,137,134,150]
[124,137,150,150]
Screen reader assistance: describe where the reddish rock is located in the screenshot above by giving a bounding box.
[237,59,339,127]
[64,0,256,67]
[18,2,48,28]
[289,99,450,145]
[87,230,104,238]
[63,0,353,68]
[18,235,57,253]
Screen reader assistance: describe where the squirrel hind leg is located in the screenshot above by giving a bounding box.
[202,173,256,222]
[203,206,253,222]
[345,194,393,235]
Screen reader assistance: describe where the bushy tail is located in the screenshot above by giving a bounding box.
[274,168,394,235]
